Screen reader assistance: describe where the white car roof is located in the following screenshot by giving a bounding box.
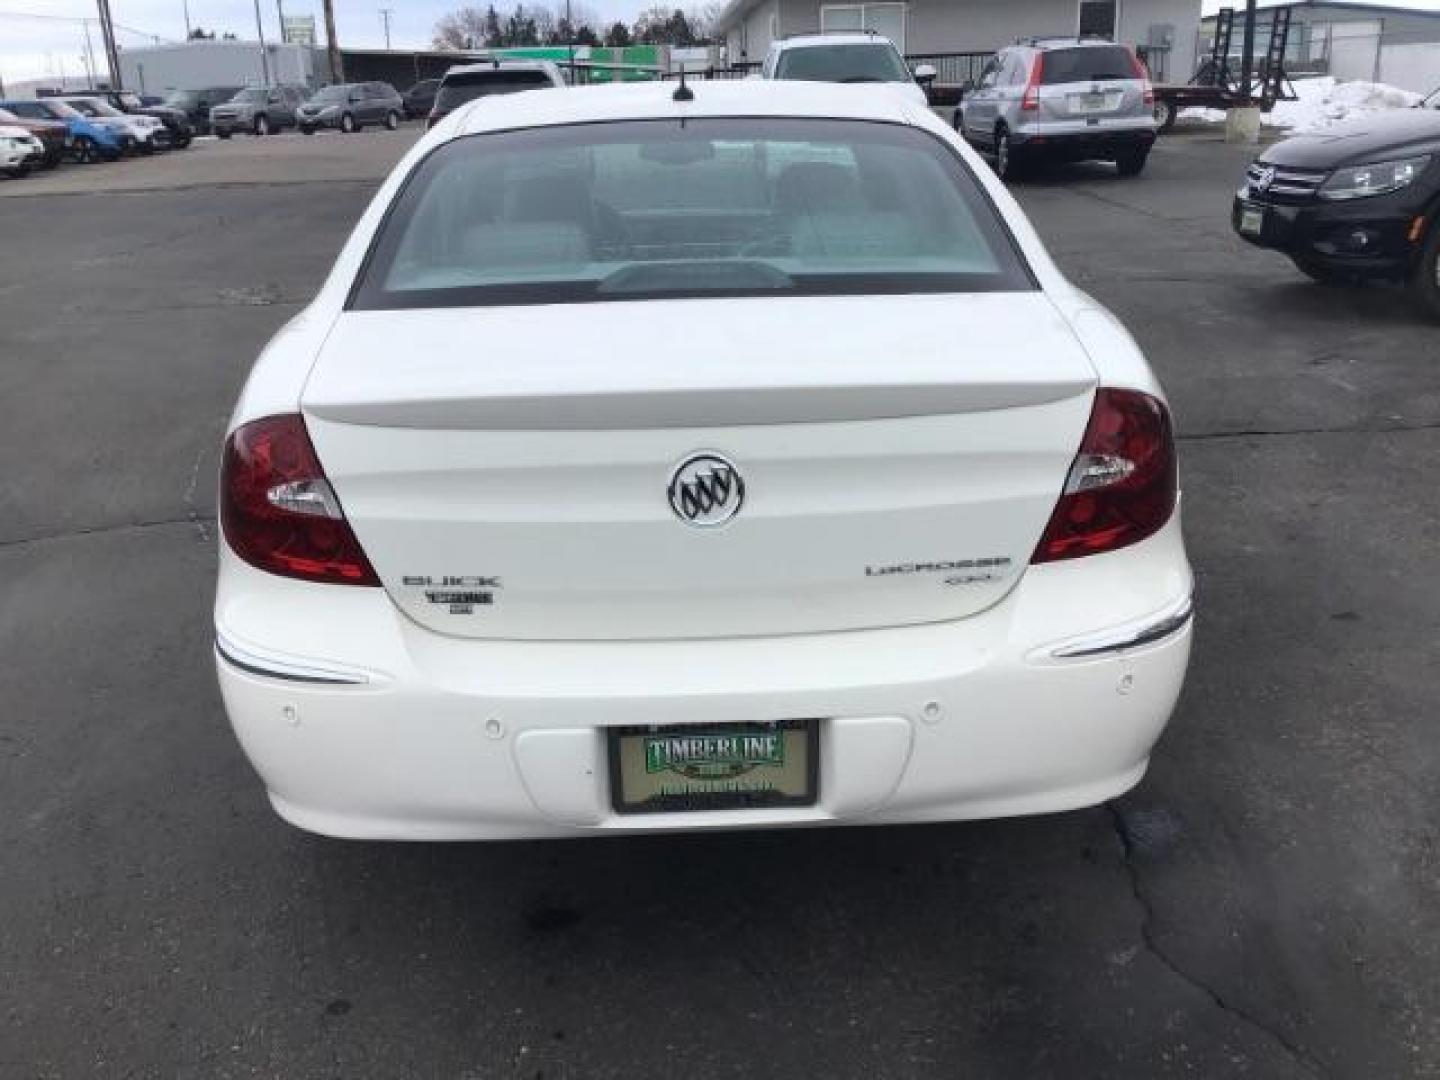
[456,78,912,136]
[774,33,899,50]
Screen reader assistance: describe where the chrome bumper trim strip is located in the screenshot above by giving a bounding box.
[1049,593,1194,660]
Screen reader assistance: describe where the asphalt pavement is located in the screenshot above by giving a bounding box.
[1,127,1437,1079]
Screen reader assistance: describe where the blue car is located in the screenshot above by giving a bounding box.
[0,98,129,162]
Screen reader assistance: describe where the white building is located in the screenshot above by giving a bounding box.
[716,0,1204,82]
[118,40,315,95]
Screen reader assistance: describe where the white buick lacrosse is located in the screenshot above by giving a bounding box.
[215,79,1192,840]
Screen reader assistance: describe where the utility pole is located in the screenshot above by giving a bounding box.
[252,0,271,86]
[323,0,344,82]
[379,8,393,50]
[95,0,124,90]
[182,0,192,39]
[276,0,286,43]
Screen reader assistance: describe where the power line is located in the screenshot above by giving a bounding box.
[0,9,177,42]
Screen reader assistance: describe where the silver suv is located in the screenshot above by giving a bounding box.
[955,38,1157,180]
[210,85,307,138]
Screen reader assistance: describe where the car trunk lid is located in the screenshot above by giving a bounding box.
[301,293,1098,641]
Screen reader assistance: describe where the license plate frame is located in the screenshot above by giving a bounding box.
[1239,204,1266,237]
[608,719,820,815]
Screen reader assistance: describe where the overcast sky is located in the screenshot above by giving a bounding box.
[2,0,1436,84]
[0,0,644,83]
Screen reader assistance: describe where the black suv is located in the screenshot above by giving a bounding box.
[402,79,440,119]
[1233,85,1440,319]
[161,86,243,136]
[78,88,194,147]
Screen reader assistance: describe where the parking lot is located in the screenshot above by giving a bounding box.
[2,126,1437,1079]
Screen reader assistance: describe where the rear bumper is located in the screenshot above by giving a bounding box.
[215,513,1192,840]
[1014,117,1155,154]
[1231,188,1433,277]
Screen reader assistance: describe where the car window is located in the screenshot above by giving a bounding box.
[977,59,999,89]
[41,102,79,119]
[774,43,910,83]
[352,118,1033,311]
[435,71,555,111]
[1425,87,1439,109]
[1040,46,1138,84]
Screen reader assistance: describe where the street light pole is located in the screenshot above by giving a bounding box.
[380,8,393,50]
[276,0,287,43]
[83,18,100,89]
[252,0,271,86]
[182,0,192,38]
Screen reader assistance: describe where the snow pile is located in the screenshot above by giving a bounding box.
[1179,76,1423,133]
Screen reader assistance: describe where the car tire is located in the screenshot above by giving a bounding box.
[176,136,192,149]
[1116,147,1149,177]
[994,127,1016,182]
[385,110,400,131]
[1291,256,1355,286]
[253,114,270,137]
[952,108,964,132]
[1407,221,1440,322]
[1153,99,1178,132]
[340,112,357,134]
[138,140,155,155]
[72,135,99,164]
[217,130,232,140]
[301,125,315,135]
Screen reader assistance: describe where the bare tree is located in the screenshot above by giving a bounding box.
[433,5,490,49]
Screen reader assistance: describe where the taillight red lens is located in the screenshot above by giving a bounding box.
[221,414,380,586]
[1021,54,1044,111]
[1032,388,1177,564]
[1130,49,1156,106]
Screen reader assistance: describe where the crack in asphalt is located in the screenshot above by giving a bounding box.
[1106,803,1329,1078]
[0,515,214,551]
[1178,419,1440,442]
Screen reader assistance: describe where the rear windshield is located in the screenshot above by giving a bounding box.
[775,44,910,83]
[351,118,1032,310]
[435,71,553,111]
[1041,46,1138,84]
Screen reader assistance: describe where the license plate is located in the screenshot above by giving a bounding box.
[608,720,818,814]
[1072,92,1112,113]
[1239,205,1266,236]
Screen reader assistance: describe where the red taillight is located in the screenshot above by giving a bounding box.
[221,414,380,586]
[1032,388,1177,564]
[1021,53,1044,111]
[1130,48,1155,106]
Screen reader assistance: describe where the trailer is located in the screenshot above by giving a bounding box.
[1152,5,1297,131]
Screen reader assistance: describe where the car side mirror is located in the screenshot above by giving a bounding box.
[914,63,937,84]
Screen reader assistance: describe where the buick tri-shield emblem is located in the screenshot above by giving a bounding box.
[1253,165,1276,193]
[668,453,744,527]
